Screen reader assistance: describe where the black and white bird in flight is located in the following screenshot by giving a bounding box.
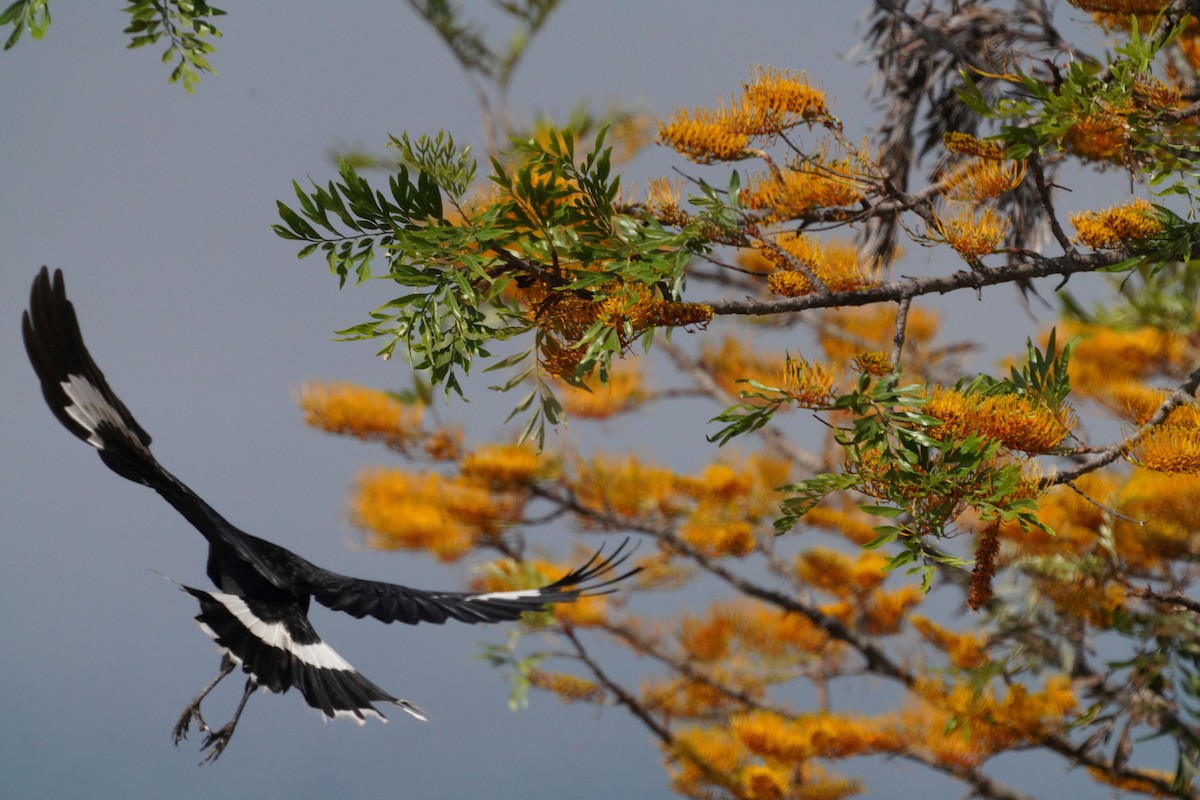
[22,267,637,764]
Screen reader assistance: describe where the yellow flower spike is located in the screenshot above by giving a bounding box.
[782,353,838,408]
[1063,112,1128,162]
[1115,469,1200,568]
[679,513,756,557]
[559,361,647,420]
[733,711,905,763]
[819,306,940,365]
[645,177,688,225]
[852,350,894,376]
[657,106,749,162]
[1131,73,1182,110]
[763,233,880,297]
[553,592,609,627]
[926,386,1074,454]
[1087,766,1179,796]
[459,442,549,487]
[702,336,783,399]
[743,159,866,219]
[765,270,816,297]
[928,203,1009,258]
[1127,424,1200,474]
[1065,0,1169,14]
[1070,197,1164,249]
[864,585,925,635]
[739,763,792,800]
[795,548,856,596]
[742,66,829,122]
[350,469,476,562]
[572,453,684,523]
[942,157,1027,203]
[909,615,989,670]
[526,670,606,704]
[1066,324,1190,395]
[298,381,425,449]
[942,131,1008,160]
[680,613,736,662]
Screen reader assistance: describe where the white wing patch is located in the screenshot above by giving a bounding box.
[60,374,126,449]
[204,592,356,673]
[468,588,543,602]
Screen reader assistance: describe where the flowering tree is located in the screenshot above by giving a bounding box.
[272,1,1200,798]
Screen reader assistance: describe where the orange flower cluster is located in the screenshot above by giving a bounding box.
[571,453,789,559]
[1106,383,1174,425]
[657,105,751,162]
[997,473,1116,558]
[909,615,989,669]
[760,233,879,297]
[794,548,890,597]
[644,177,689,226]
[1063,113,1129,162]
[742,66,829,121]
[782,354,839,408]
[925,386,1075,454]
[1036,574,1128,628]
[941,158,1026,203]
[802,502,884,546]
[1128,422,1200,474]
[351,469,522,561]
[1067,323,1190,399]
[852,351,893,376]
[679,612,736,663]
[942,131,1008,159]
[644,670,755,721]
[1131,74,1182,111]
[298,381,425,451]
[742,156,866,220]
[1065,0,1168,13]
[903,674,1078,761]
[928,203,1009,258]
[558,360,647,419]
[675,461,785,558]
[571,453,687,524]
[701,336,786,399]
[1114,469,1200,569]
[527,669,606,704]
[522,282,713,378]
[732,711,905,763]
[658,68,830,162]
[818,306,940,368]
[667,723,868,800]
[338,442,556,562]
[1070,197,1163,249]
[1087,766,1178,796]
[459,442,551,487]
[665,727,748,796]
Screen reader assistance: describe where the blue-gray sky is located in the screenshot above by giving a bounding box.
[1,3,1135,798]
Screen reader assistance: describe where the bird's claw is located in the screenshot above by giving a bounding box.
[198,724,235,765]
[172,702,210,746]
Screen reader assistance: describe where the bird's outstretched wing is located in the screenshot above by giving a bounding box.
[295,538,640,625]
[22,267,288,589]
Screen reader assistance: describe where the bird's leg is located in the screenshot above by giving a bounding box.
[198,675,257,765]
[172,656,235,746]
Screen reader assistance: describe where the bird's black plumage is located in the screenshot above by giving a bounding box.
[22,267,637,763]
